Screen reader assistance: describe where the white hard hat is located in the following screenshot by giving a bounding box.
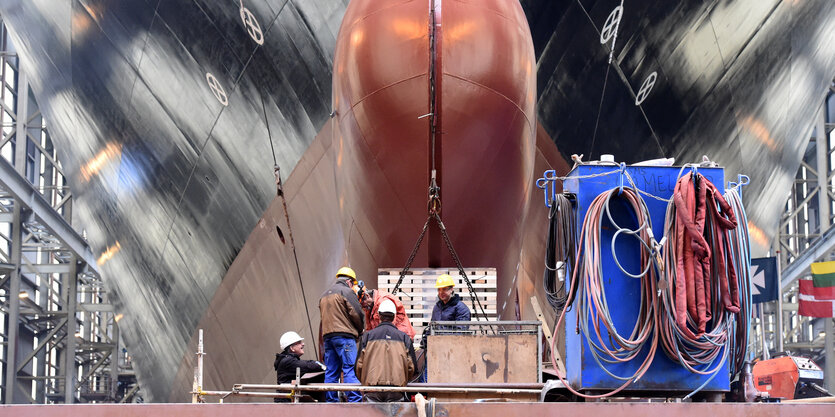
[378,299,397,315]
[280,331,304,351]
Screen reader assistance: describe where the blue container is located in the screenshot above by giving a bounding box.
[562,164,729,392]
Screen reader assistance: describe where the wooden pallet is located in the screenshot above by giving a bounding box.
[378,268,498,345]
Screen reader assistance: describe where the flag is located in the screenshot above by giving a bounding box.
[751,257,778,303]
[809,261,835,299]
[798,279,835,318]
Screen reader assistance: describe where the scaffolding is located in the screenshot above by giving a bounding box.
[0,16,137,404]
[768,79,835,391]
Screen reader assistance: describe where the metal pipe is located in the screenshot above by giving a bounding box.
[234,383,541,395]
[198,329,204,391]
[782,396,835,403]
[192,329,205,403]
[776,258,784,353]
[759,304,769,360]
[430,320,541,326]
[408,383,545,389]
[199,390,292,398]
[537,322,543,383]
[826,319,835,392]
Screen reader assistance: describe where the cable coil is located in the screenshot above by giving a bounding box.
[550,187,659,398]
[545,167,751,399]
[544,193,576,311]
[656,172,748,398]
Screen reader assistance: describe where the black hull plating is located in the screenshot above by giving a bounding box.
[0,0,833,401]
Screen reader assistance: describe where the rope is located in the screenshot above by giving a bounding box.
[261,96,315,356]
[260,92,278,167]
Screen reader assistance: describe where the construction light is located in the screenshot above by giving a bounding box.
[114,313,124,323]
[18,291,28,299]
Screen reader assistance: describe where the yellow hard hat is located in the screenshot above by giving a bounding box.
[435,274,455,288]
[336,266,357,283]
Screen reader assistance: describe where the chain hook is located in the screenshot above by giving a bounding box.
[428,169,441,215]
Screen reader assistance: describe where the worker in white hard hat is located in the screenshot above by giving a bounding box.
[273,331,326,402]
[355,299,417,402]
[318,266,364,402]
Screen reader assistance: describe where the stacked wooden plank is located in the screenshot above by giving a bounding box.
[377,268,498,345]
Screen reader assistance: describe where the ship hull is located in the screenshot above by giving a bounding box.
[169,0,568,399]
[1,0,834,403]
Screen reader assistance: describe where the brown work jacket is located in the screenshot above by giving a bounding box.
[319,279,365,338]
[356,322,417,386]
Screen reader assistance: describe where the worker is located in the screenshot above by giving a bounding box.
[273,331,326,403]
[430,273,471,325]
[417,274,472,382]
[355,299,417,402]
[360,288,416,339]
[318,266,364,402]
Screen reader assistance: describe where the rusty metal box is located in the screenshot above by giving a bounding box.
[425,321,541,383]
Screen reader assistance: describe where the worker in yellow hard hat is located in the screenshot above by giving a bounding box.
[336,266,358,285]
[417,273,472,382]
[318,266,364,402]
[430,273,471,325]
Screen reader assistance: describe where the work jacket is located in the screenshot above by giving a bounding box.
[430,293,471,323]
[319,279,365,338]
[365,290,416,339]
[274,351,324,384]
[355,322,417,386]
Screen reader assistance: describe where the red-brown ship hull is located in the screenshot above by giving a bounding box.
[170,0,568,400]
[333,0,537,309]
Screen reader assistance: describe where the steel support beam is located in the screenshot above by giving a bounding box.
[13,71,27,174]
[3,203,22,404]
[21,263,73,274]
[826,319,835,391]
[15,317,67,374]
[3,68,28,403]
[110,322,119,400]
[63,258,78,404]
[779,223,835,290]
[0,156,99,275]
[79,303,114,312]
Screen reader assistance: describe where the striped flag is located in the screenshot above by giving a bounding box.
[809,261,835,299]
[799,279,835,318]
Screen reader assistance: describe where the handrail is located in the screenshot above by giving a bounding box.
[232,383,542,395]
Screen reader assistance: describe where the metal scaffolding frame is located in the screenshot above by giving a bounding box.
[768,79,835,391]
[0,17,135,404]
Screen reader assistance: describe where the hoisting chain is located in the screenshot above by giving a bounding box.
[391,181,491,324]
[393,217,431,294]
[433,211,491,324]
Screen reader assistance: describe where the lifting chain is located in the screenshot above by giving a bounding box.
[391,181,491,324]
